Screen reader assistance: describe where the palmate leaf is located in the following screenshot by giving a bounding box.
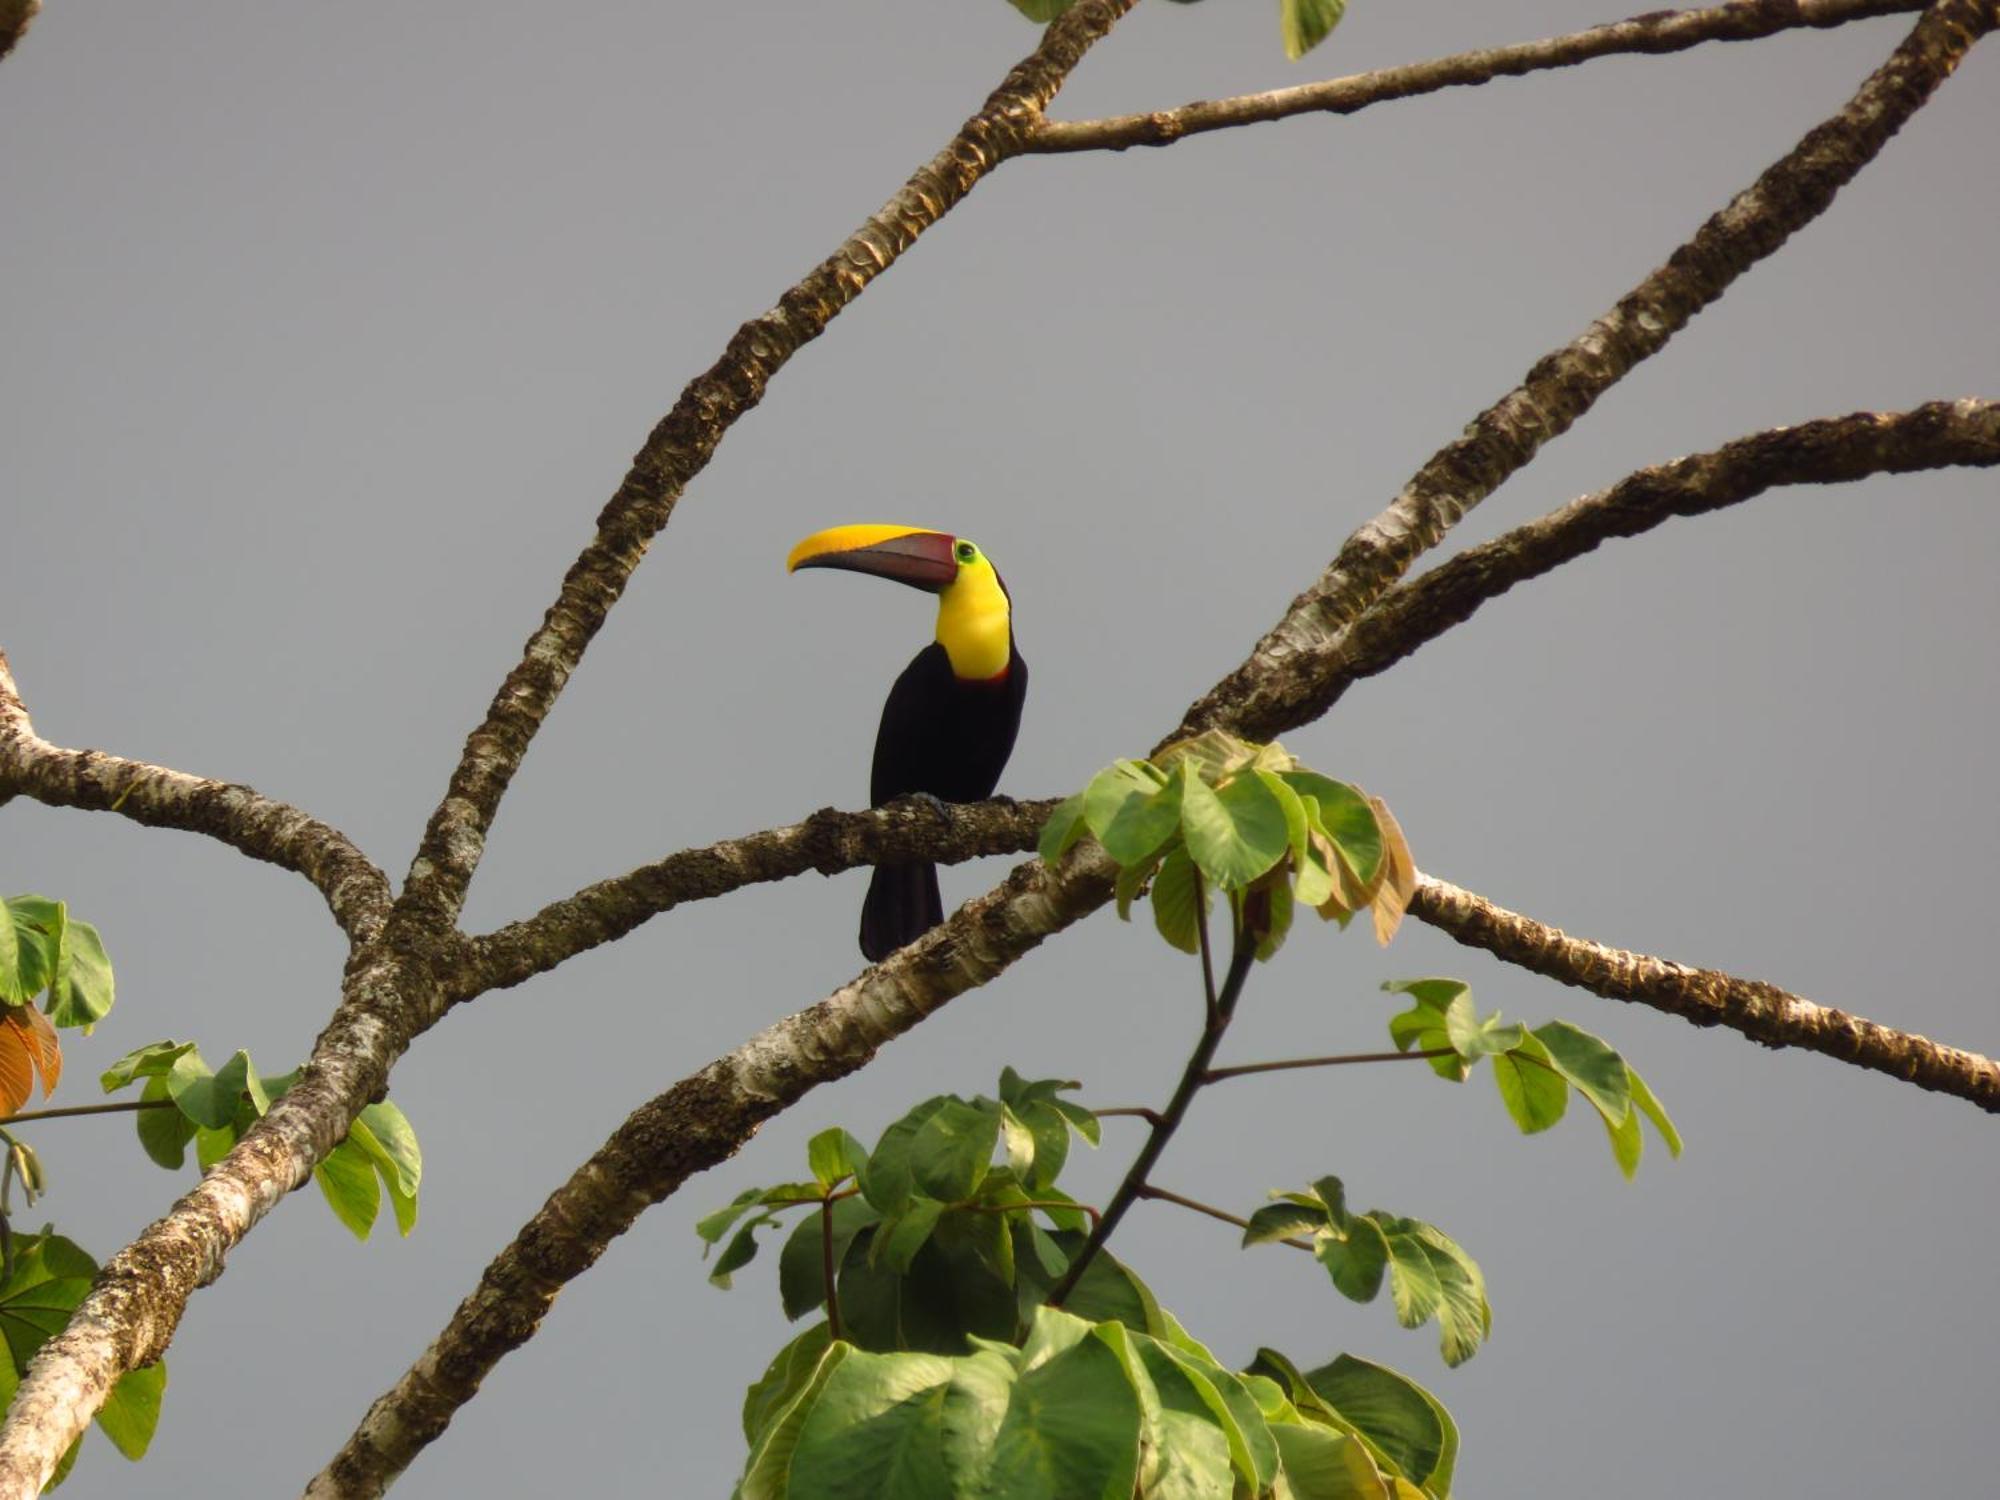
[1181,768,1291,890]
[1280,0,1348,60]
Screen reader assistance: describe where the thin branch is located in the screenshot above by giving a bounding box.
[1089,1107,1164,1125]
[1410,874,2000,1112]
[1312,400,2000,715]
[0,650,393,945]
[393,0,1141,933]
[0,1100,175,1126]
[309,6,1998,1479]
[1137,1184,1313,1252]
[1047,922,1258,1307]
[1169,0,1997,747]
[1205,1049,1456,1082]
[1030,0,1925,152]
[455,796,1060,1002]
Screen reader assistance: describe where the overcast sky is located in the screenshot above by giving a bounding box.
[3,1,1996,1495]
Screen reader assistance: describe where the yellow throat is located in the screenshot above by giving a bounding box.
[938,546,1013,681]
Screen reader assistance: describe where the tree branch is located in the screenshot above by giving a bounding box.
[308,7,1997,1482]
[1168,0,1996,747]
[1029,0,1926,153]
[1136,1184,1313,1252]
[0,649,393,945]
[1409,874,2000,1112]
[453,796,1060,1002]
[393,0,1140,933]
[1313,399,2000,712]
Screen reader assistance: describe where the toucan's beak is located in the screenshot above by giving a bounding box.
[787,524,959,593]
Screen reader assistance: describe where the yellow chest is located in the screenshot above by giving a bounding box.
[936,564,1013,680]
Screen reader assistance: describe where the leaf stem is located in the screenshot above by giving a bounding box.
[1204,1047,1456,1082]
[1087,1106,1163,1126]
[1047,919,1257,1307]
[820,1196,842,1344]
[0,1099,177,1126]
[1138,1184,1313,1252]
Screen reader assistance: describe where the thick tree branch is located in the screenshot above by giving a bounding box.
[0,649,393,944]
[1409,875,2000,1111]
[1169,0,1996,746]
[455,797,1060,1001]
[395,0,1140,932]
[1316,399,2000,710]
[310,7,1996,1484]
[1030,0,1926,153]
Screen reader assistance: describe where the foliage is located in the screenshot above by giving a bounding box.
[1040,730,1417,958]
[0,1232,163,1487]
[1002,0,1350,61]
[705,1075,1468,1498]
[100,1043,423,1239]
[0,894,117,1117]
[1382,980,1682,1178]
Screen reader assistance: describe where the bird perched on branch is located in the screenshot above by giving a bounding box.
[788,525,1027,962]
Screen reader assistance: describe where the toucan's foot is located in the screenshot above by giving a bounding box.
[902,791,952,822]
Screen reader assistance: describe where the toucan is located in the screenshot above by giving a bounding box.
[788,524,1027,962]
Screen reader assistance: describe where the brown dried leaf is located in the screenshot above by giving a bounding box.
[0,1012,35,1116]
[1369,797,1418,947]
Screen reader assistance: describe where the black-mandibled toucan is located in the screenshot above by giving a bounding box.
[788,524,1027,962]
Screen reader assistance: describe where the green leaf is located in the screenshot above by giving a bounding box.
[1086,760,1183,868]
[1008,0,1079,22]
[858,1098,950,1215]
[910,1098,1000,1204]
[981,1320,1142,1500]
[1302,1355,1447,1493]
[785,1346,957,1500]
[742,1322,834,1447]
[1279,0,1347,60]
[169,1049,261,1131]
[1149,845,1207,955]
[1283,773,1382,887]
[352,1101,422,1197]
[1254,876,1295,961]
[194,1122,238,1172]
[1492,1032,1568,1134]
[100,1040,197,1092]
[808,1128,862,1190]
[1270,1421,1389,1500]
[45,917,112,1029]
[871,1198,946,1276]
[1049,1098,1101,1148]
[1411,1231,1489,1367]
[1112,850,1162,922]
[1382,979,1471,1082]
[1532,1021,1631,1125]
[710,1214,778,1289]
[1446,1004,1525,1062]
[1607,1099,1643,1179]
[134,1077,197,1169]
[1012,1101,1071,1192]
[0,897,59,1004]
[95,1360,165,1460]
[1628,1065,1683,1158]
[315,1138,381,1239]
[696,1188,765,1246]
[1037,792,1090,866]
[738,1339,849,1500]
[1181,768,1290,890]
[1379,1221,1443,1331]
[1243,1200,1327,1246]
[1317,1212,1390,1304]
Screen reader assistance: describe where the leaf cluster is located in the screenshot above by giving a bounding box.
[0,895,116,1116]
[739,1302,1454,1500]
[1243,1177,1488,1368]
[101,1043,422,1239]
[0,1231,162,1488]
[1041,732,1415,959]
[700,1070,1129,1350]
[1382,981,1683,1178]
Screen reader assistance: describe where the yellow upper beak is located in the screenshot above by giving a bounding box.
[786,525,960,592]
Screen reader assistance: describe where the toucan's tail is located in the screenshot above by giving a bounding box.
[861,860,943,962]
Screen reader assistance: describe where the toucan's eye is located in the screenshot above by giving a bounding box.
[954,541,978,564]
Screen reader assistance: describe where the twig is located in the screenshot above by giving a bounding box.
[1030,0,1924,152]
[0,1100,177,1126]
[1137,1184,1313,1252]
[1204,1049,1456,1083]
[1047,921,1258,1307]
[1410,874,2000,1112]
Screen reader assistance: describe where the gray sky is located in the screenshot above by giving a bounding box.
[3,1,1996,1495]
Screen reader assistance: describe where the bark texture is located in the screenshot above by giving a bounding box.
[0,651,392,944]
[1032,0,1928,152]
[1315,400,2000,711]
[1411,876,2000,1111]
[1168,0,1998,747]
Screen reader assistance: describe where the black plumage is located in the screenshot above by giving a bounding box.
[861,641,1028,961]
